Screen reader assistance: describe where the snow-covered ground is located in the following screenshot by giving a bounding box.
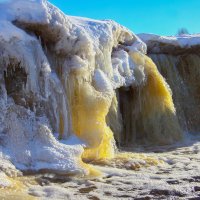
[29,135,200,199]
[1,134,198,200]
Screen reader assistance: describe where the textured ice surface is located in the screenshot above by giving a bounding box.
[139,33,200,48]
[26,134,200,200]
[138,33,200,55]
[0,0,146,174]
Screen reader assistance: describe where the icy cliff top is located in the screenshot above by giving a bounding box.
[138,33,200,54]
[0,0,147,88]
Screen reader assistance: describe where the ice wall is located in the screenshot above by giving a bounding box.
[139,33,200,135]
[109,52,182,146]
[0,0,183,175]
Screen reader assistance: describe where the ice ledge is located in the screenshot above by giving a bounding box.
[138,33,200,54]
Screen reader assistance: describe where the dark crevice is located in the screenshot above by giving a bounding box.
[3,61,39,113]
[4,61,28,106]
[117,86,145,147]
[12,20,59,44]
[12,20,71,78]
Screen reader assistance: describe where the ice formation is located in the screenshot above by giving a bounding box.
[138,33,200,53]
[116,51,181,145]
[0,0,183,178]
[139,33,200,134]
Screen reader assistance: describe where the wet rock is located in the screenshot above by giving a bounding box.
[104,191,112,196]
[79,186,97,193]
[188,197,200,200]
[150,189,186,197]
[193,176,200,182]
[88,196,100,200]
[194,186,200,192]
[134,196,151,200]
[167,180,180,184]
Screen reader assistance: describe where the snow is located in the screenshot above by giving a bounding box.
[0,0,49,23]
[93,69,113,93]
[2,102,85,174]
[0,172,11,187]
[138,33,200,52]
[27,134,200,199]
[111,49,145,87]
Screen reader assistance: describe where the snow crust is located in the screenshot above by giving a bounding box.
[27,134,200,199]
[138,33,200,53]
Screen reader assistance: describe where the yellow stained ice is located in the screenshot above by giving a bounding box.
[66,68,115,161]
[58,51,181,173]
[127,51,182,144]
[130,51,175,113]
[115,152,163,166]
[150,53,200,133]
[91,152,164,170]
[0,176,36,200]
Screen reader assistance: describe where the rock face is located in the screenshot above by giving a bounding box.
[0,0,183,175]
[139,33,200,134]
